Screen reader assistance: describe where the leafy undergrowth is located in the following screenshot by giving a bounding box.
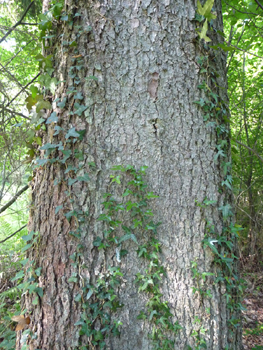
[241,255,263,350]
[0,253,22,350]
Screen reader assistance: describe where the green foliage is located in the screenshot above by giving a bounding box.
[222,0,263,255]
[196,0,217,42]
[95,165,182,349]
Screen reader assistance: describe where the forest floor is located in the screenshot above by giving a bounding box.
[241,255,263,350]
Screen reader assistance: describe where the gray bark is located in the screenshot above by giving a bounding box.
[17,0,242,349]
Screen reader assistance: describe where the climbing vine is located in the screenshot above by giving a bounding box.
[190,0,245,348]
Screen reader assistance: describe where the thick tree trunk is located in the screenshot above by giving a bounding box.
[17,0,242,349]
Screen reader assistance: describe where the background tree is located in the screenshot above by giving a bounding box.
[12,0,243,349]
[222,0,263,257]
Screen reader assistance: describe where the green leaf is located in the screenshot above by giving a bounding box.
[197,0,216,20]
[30,85,39,98]
[35,287,43,298]
[65,127,80,139]
[22,230,35,242]
[25,94,43,111]
[86,289,93,300]
[77,173,90,182]
[74,92,84,100]
[55,205,63,214]
[35,267,42,277]
[219,204,233,220]
[32,296,38,305]
[74,103,88,116]
[36,100,52,113]
[21,243,33,252]
[54,125,64,135]
[93,237,102,246]
[11,270,25,281]
[68,178,78,186]
[46,112,58,124]
[149,310,157,321]
[57,98,67,108]
[198,19,211,42]
[61,150,72,163]
[75,294,82,302]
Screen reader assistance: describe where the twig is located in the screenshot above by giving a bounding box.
[0,1,35,44]
[235,140,263,163]
[254,0,263,11]
[5,73,41,109]
[0,224,27,243]
[0,185,29,214]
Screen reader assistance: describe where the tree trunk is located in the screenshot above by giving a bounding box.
[17,0,243,349]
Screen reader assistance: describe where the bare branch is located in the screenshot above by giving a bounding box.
[0,1,35,44]
[0,185,29,215]
[230,45,263,59]
[0,224,27,244]
[5,73,41,109]
[2,107,30,120]
[254,0,263,11]
[235,140,263,164]
[20,22,39,26]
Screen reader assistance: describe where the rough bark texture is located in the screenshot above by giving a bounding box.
[17,0,242,349]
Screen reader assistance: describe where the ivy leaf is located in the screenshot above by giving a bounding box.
[61,150,72,163]
[198,19,211,42]
[68,178,78,186]
[30,85,39,98]
[57,98,67,108]
[219,204,233,220]
[74,103,88,116]
[55,205,63,214]
[11,270,25,281]
[93,237,102,246]
[35,267,42,277]
[197,0,216,21]
[65,127,80,139]
[54,126,63,135]
[77,173,90,182]
[46,112,58,124]
[40,143,58,150]
[25,94,43,111]
[74,92,84,100]
[35,287,43,298]
[22,231,34,242]
[35,158,49,166]
[36,100,52,113]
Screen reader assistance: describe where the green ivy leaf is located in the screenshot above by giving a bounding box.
[21,243,33,252]
[57,98,67,108]
[197,0,216,21]
[11,270,25,281]
[77,173,90,182]
[36,100,52,113]
[198,19,211,42]
[46,112,58,124]
[73,92,84,100]
[68,178,78,186]
[65,127,80,139]
[35,267,42,277]
[219,204,233,220]
[35,287,43,298]
[55,205,63,214]
[74,103,88,116]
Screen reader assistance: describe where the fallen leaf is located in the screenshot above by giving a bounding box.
[11,315,30,331]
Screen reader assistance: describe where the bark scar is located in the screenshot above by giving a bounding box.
[148,72,159,99]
